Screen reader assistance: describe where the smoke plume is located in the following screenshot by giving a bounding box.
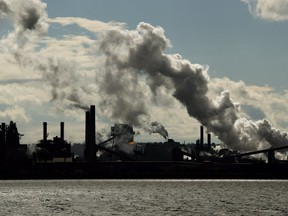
[0,0,91,109]
[1,1,169,139]
[1,0,287,153]
[37,57,90,107]
[0,0,48,50]
[145,121,169,140]
[96,22,288,152]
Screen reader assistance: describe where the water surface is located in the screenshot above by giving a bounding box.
[0,179,287,215]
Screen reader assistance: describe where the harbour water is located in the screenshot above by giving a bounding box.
[0,179,287,215]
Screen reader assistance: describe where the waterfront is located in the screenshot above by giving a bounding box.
[0,179,287,215]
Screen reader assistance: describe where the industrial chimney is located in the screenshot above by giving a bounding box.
[85,110,90,148]
[84,105,97,161]
[60,122,64,141]
[207,133,211,150]
[200,125,204,149]
[90,105,96,147]
[43,122,47,142]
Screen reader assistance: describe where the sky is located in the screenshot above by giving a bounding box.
[0,0,288,150]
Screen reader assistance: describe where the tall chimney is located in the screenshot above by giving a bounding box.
[84,110,90,160]
[84,105,97,161]
[85,110,90,147]
[43,122,47,142]
[90,105,97,160]
[90,105,96,146]
[200,125,204,148]
[207,133,211,149]
[60,122,64,141]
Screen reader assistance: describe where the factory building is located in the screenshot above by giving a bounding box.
[0,104,287,179]
[34,122,73,163]
[0,121,28,168]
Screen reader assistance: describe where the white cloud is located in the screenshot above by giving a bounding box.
[241,0,288,21]
[0,52,41,78]
[47,17,125,33]
[37,35,96,71]
[0,105,30,123]
[0,82,48,105]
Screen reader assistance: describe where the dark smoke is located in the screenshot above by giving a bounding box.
[0,0,48,59]
[0,1,9,16]
[96,23,171,139]
[19,7,41,30]
[258,119,288,147]
[0,0,48,75]
[69,103,90,111]
[96,22,288,152]
[0,0,48,34]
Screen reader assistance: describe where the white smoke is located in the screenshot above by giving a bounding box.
[96,22,288,152]
[145,121,169,140]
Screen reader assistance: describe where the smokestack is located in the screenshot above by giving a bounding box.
[200,125,204,148]
[90,105,96,146]
[43,122,47,142]
[90,105,97,160]
[207,133,211,150]
[85,110,90,146]
[60,122,64,141]
[195,139,200,160]
[84,110,90,160]
[84,105,97,161]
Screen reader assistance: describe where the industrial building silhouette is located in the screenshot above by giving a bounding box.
[0,105,288,179]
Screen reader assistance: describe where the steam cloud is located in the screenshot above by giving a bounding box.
[96,22,288,152]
